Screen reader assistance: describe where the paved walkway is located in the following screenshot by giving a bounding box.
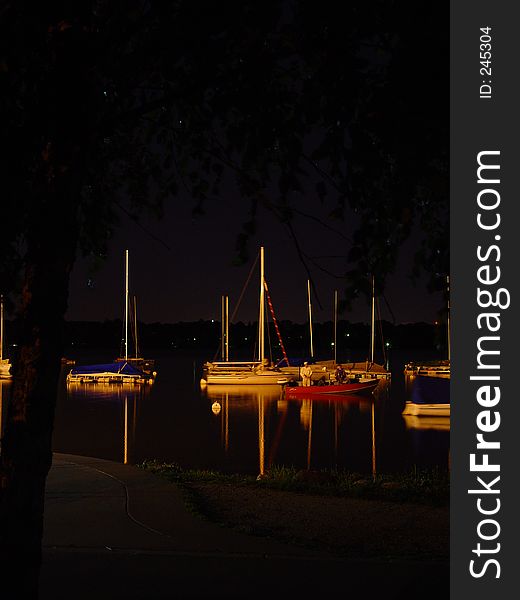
[40,453,449,599]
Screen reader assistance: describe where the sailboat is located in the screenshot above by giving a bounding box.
[284,378,378,397]
[200,247,293,386]
[66,250,155,385]
[404,275,451,379]
[339,276,391,381]
[114,251,156,376]
[279,285,381,395]
[0,296,12,379]
[402,374,450,417]
[277,280,333,383]
[402,276,450,416]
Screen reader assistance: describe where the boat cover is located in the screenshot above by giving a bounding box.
[411,376,450,404]
[70,362,147,376]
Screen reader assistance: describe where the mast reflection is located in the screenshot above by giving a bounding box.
[0,380,12,455]
[204,385,381,476]
[65,381,148,464]
[204,385,282,476]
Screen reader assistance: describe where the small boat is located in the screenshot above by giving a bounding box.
[277,358,335,383]
[338,360,391,381]
[284,379,379,398]
[0,295,12,379]
[66,361,154,385]
[404,360,450,379]
[69,250,156,386]
[402,373,450,416]
[403,276,451,380]
[201,247,295,386]
[308,277,390,382]
[114,251,156,378]
[201,360,290,386]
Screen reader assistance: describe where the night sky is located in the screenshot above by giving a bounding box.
[66,189,443,325]
[57,3,448,329]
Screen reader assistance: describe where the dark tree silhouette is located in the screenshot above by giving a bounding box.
[0,1,447,595]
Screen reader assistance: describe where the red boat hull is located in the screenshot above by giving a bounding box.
[284,379,378,398]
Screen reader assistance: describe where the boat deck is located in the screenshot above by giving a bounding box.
[66,373,153,385]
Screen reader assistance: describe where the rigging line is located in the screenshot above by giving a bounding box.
[212,297,226,363]
[134,297,140,358]
[229,252,259,323]
[382,294,395,325]
[211,252,259,362]
[282,221,324,310]
[120,317,126,358]
[267,406,288,469]
[265,297,273,364]
[211,342,221,364]
[264,281,290,368]
[381,292,396,325]
[376,297,387,366]
[130,297,138,357]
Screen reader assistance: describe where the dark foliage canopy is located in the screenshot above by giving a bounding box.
[0,0,448,307]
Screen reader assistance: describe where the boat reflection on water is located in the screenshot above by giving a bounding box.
[203,385,282,476]
[56,354,449,474]
[202,385,380,477]
[401,374,450,469]
[403,414,450,432]
[403,373,450,428]
[0,379,12,454]
[64,381,150,464]
[296,393,378,477]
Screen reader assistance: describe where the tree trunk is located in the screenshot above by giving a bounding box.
[0,8,94,595]
[0,196,79,597]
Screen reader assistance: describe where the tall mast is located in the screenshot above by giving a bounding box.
[220,294,230,361]
[307,279,314,359]
[221,295,225,360]
[446,275,451,362]
[0,295,4,361]
[133,295,138,359]
[123,395,128,465]
[225,295,229,361]
[370,275,375,363]
[258,247,265,362]
[333,290,338,364]
[124,249,129,361]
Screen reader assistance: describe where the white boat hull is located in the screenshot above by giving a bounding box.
[0,359,12,379]
[66,372,153,385]
[402,402,450,417]
[201,371,290,386]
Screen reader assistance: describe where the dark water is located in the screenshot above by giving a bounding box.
[47,349,450,476]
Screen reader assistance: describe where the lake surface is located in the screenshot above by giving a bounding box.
[46,349,450,476]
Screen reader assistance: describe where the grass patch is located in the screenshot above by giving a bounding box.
[139,460,449,506]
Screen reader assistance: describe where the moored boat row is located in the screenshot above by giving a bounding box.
[9,245,447,421]
[200,247,391,393]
